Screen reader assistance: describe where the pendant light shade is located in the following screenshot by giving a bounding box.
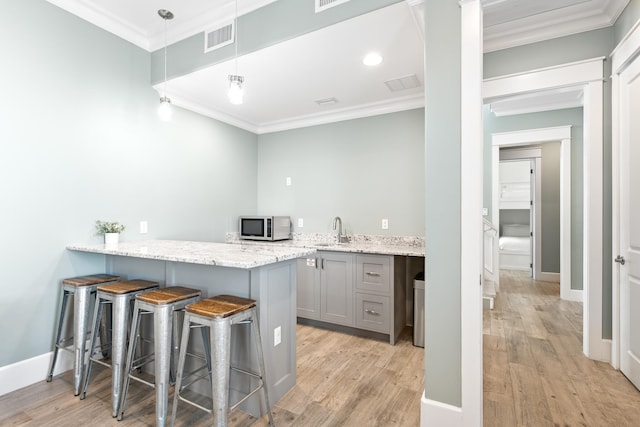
[158,9,174,121]
[158,97,173,121]
[228,75,244,105]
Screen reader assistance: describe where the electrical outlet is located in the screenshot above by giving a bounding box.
[381,219,389,230]
[298,218,304,227]
[140,221,148,234]
[274,326,281,346]
[286,176,292,186]
[482,208,488,216]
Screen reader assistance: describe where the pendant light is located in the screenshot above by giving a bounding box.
[228,0,244,105]
[158,9,174,121]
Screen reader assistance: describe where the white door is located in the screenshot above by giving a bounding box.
[619,53,640,389]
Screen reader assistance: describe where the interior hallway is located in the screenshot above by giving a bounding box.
[484,269,640,426]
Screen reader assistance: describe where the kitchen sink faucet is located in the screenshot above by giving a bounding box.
[333,216,349,243]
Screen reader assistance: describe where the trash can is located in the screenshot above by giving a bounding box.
[413,272,425,348]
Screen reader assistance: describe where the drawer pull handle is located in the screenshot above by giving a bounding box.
[366,272,381,277]
[365,309,380,316]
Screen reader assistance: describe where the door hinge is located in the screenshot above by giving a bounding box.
[530,263,533,268]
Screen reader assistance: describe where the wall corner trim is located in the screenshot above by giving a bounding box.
[421,393,464,427]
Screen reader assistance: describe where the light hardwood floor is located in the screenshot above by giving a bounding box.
[484,269,640,426]
[4,270,640,426]
[0,326,423,426]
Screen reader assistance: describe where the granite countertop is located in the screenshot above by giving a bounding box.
[227,233,426,257]
[66,240,316,269]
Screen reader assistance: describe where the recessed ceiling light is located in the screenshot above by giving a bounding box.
[363,52,383,66]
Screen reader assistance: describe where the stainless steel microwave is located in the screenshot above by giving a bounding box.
[239,216,291,241]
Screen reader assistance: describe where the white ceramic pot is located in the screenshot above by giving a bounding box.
[104,233,119,246]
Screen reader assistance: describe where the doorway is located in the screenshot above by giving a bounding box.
[483,56,607,362]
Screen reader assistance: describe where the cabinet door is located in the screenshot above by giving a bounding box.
[297,257,321,319]
[320,252,354,326]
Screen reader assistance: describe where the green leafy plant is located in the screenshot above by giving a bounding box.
[95,220,126,235]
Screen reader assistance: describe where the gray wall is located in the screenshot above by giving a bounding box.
[0,0,258,368]
[256,109,425,236]
[615,0,640,44]
[540,142,561,273]
[485,108,583,289]
[424,0,461,407]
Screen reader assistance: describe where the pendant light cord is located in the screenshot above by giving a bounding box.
[163,16,168,96]
[234,0,238,75]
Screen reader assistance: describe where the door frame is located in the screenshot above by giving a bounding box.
[611,18,640,370]
[491,126,573,296]
[483,56,608,362]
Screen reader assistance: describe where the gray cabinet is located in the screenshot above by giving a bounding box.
[297,251,405,344]
[297,252,354,326]
[355,254,391,333]
[296,258,321,319]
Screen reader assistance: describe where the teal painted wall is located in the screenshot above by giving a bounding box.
[0,0,258,368]
[615,0,640,45]
[484,28,614,335]
[256,109,425,236]
[485,108,583,288]
[424,0,461,407]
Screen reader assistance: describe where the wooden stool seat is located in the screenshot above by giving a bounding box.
[62,274,120,287]
[98,279,158,295]
[136,286,202,305]
[185,295,256,318]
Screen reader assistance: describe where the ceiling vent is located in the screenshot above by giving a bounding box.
[316,0,351,13]
[315,97,338,106]
[384,74,421,92]
[204,22,234,53]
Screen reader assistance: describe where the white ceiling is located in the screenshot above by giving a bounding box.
[46,0,629,133]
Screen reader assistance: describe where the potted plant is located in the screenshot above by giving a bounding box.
[95,220,126,245]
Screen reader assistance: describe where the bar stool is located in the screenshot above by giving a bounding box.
[47,274,120,395]
[80,279,159,417]
[117,286,203,426]
[171,295,274,427]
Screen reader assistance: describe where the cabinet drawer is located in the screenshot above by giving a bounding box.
[356,255,391,294]
[355,293,389,333]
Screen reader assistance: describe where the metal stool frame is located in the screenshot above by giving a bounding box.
[118,287,202,426]
[80,280,158,417]
[47,274,120,395]
[170,298,274,427]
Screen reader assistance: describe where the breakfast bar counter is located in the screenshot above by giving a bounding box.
[67,239,316,416]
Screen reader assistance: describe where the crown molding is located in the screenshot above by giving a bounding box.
[160,84,424,135]
[257,93,424,134]
[484,0,629,52]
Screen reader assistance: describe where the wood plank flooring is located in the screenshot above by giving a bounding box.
[4,270,640,426]
[484,269,640,426]
[0,327,423,426]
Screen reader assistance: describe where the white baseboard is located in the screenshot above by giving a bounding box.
[587,338,612,363]
[0,349,72,397]
[561,288,583,302]
[421,392,463,427]
[537,271,560,282]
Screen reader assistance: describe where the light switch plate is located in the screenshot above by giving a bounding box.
[140,221,148,234]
